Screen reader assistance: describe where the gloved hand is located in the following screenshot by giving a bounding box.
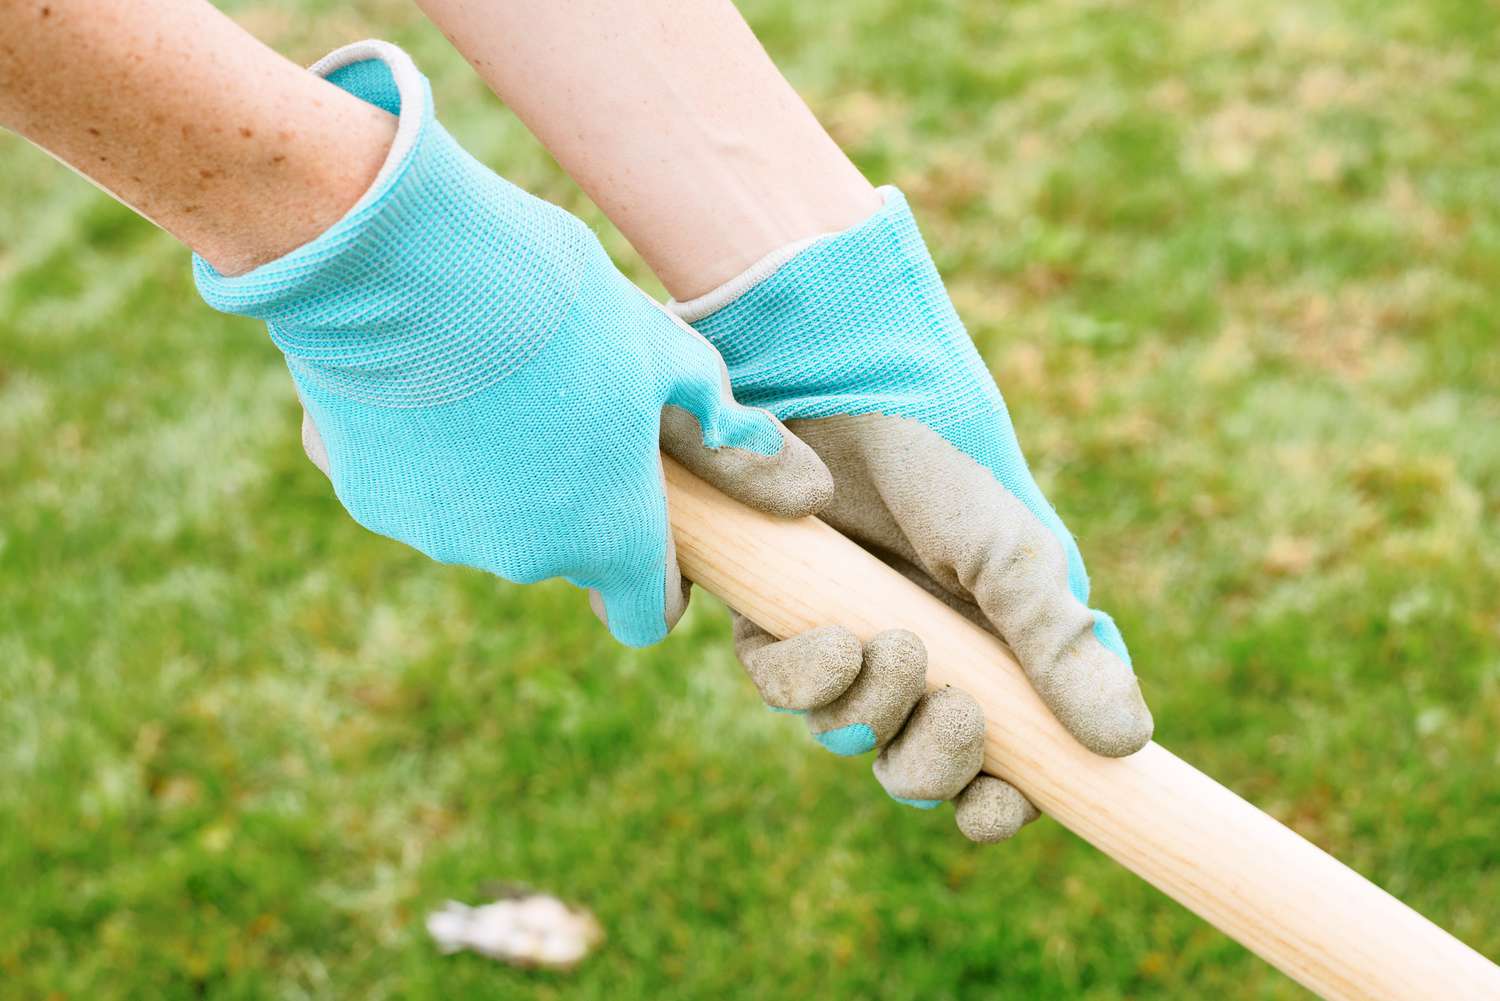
[194,40,831,647]
[671,187,1152,842]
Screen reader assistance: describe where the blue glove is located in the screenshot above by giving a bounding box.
[195,41,830,647]
[672,187,1151,842]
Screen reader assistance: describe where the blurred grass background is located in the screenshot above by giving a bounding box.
[3,0,1499,997]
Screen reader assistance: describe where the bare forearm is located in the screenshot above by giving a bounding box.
[417,0,878,299]
[0,0,395,275]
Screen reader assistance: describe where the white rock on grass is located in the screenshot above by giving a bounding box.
[426,891,604,970]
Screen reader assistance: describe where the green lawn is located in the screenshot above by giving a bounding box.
[3,0,1499,997]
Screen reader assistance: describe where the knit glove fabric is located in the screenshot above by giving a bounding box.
[671,187,1152,842]
[194,41,831,647]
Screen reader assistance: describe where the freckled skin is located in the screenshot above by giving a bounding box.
[0,0,395,275]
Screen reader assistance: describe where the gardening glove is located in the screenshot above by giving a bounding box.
[671,187,1152,842]
[193,40,831,647]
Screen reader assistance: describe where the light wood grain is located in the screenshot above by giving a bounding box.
[664,457,1500,1000]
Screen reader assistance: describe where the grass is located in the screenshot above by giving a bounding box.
[3,0,1499,997]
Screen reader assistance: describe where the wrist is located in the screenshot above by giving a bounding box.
[647,163,881,301]
[670,185,901,325]
[0,0,399,279]
[421,0,880,302]
[196,97,397,277]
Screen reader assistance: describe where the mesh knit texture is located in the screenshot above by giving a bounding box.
[194,49,589,408]
[192,41,783,646]
[688,187,1127,660]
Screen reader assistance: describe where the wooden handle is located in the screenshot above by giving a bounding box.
[664,458,1500,1000]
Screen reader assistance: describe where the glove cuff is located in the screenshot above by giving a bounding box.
[193,40,595,407]
[668,229,838,325]
[665,186,965,397]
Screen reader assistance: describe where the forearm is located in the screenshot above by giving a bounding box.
[416,0,878,299]
[0,0,395,275]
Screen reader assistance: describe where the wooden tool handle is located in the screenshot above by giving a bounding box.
[664,458,1500,1000]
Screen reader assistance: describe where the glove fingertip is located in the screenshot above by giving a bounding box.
[754,422,835,519]
[891,796,943,810]
[811,722,877,757]
[741,624,862,711]
[954,775,1040,844]
[661,406,833,520]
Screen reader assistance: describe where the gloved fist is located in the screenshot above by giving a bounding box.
[673,187,1151,841]
[194,41,831,647]
[736,621,1039,843]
